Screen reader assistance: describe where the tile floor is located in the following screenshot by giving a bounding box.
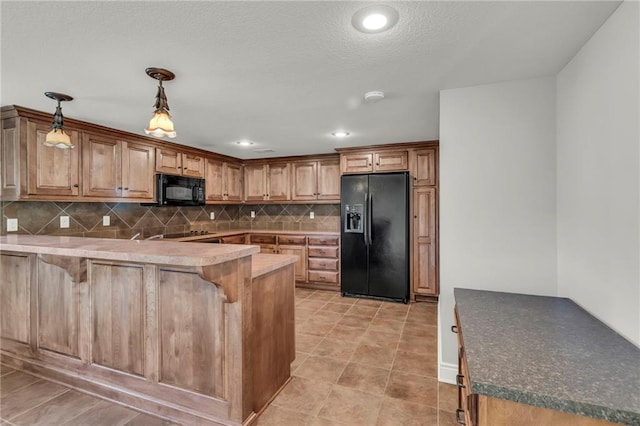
[0,289,457,425]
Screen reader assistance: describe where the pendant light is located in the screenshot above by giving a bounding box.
[144,67,177,138]
[43,92,74,149]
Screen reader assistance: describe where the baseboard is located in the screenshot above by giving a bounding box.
[439,362,457,385]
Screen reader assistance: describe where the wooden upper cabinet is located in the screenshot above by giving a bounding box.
[155,148,204,178]
[82,133,120,198]
[205,159,243,202]
[291,159,340,201]
[83,135,155,199]
[341,150,408,174]
[413,186,437,296]
[244,164,267,201]
[27,120,80,197]
[1,116,21,200]
[414,148,437,186]
[267,163,290,201]
[342,152,373,174]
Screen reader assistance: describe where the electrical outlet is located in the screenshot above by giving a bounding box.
[6,218,18,232]
[60,216,70,228]
[250,211,256,218]
[103,215,110,226]
[310,211,315,219]
[210,212,215,220]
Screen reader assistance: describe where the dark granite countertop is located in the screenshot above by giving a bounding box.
[454,288,640,425]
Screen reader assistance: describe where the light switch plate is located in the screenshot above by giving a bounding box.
[250,211,256,218]
[210,212,215,220]
[60,216,70,228]
[6,218,18,232]
[310,212,315,219]
[103,215,110,226]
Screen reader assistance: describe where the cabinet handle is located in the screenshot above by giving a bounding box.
[184,167,188,170]
[124,187,129,190]
[368,163,372,166]
[451,325,458,333]
[178,166,182,169]
[414,215,418,219]
[376,162,380,166]
[73,184,79,188]
[455,409,466,425]
[117,187,122,190]
[456,374,465,388]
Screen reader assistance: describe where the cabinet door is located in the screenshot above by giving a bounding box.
[267,163,290,201]
[155,148,182,175]
[181,153,205,178]
[121,141,155,199]
[205,159,224,201]
[342,153,373,174]
[413,187,437,295]
[82,134,120,197]
[244,164,266,201]
[224,163,243,201]
[414,148,437,186]
[278,245,307,282]
[291,161,317,201]
[2,117,21,200]
[374,150,408,172]
[317,160,340,200]
[26,121,80,196]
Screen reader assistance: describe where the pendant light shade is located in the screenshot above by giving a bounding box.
[43,92,74,149]
[144,67,177,138]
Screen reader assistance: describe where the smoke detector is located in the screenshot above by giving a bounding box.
[364,91,385,103]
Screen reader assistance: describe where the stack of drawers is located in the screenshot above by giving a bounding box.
[454,306,477,426]
[307,235,340,290]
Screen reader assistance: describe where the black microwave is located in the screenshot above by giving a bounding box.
[152,174,205,206]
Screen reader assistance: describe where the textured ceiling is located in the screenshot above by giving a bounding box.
[1,1,621,159]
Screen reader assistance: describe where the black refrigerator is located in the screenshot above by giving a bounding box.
[340,172,410,303]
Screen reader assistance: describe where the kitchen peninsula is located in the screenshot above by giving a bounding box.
[0,235,297,426]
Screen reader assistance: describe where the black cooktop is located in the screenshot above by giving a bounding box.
[164,230,212,239]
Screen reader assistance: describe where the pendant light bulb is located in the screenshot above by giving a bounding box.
[144,68,177,138]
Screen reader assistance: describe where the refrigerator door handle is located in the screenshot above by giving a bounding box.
[367,193,373,246]
[364,193,369,246]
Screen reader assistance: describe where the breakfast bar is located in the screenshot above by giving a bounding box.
[0,235,296,426]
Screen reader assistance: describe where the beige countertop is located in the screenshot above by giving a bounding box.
[251,253,297,278]
[172,229,339,242]
[0,235,260,267]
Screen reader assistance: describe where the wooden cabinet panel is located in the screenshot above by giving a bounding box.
[278,235,306,245]
[250,235,277,245]
[244,164,266,201]
[267,163,290,201]
[413,187,437,296]
[158,268,225,398]
[205,159,224,201]
[91,262,144,376]
[1,117,20,200]
[374,150,408,172]
[82,133,120,198]
[27,121,80,196]
[342,153,373,174]
[307,270,339,284]
[278,245,307,282]
[259,244,277,254]
[308,258,338,271]
[291,161,317,201]
[221,234,246,244]
[317,160,340,200]
[182,153,205,178]
[414,148,437,186]
[37,260,80,357]
[155,148,182,175]
[308,236,339,246]
[225,163,243,201]
[0,254,31,344]
[121,141,155,199]
[308,246,339,258]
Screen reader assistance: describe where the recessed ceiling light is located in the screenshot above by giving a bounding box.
[236,140,254,146]
[352,5,399,34]
[254,148,275,153]
[364,91,385,103]
[331,131,350,138]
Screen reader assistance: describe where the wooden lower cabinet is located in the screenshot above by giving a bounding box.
[413,187,438,297]
[278,245,307,282]
[305,235,340,291]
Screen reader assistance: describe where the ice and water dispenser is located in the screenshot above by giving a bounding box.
[344,204,364,233]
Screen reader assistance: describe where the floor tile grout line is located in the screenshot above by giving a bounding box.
[4,388,71,423]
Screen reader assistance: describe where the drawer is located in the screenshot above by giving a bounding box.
[308,258,338,271]
[308,246,339,258]
[307,235,339,246]
[308,270,339,284]
[250,234,277,244]
[221,235,246,244]
[278,235,306,245]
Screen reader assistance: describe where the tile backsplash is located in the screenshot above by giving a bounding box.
[0,201,340,238]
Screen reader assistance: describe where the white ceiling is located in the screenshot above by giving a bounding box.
[1,1,620,159]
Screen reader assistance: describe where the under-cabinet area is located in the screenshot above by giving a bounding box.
[453,288,639,426]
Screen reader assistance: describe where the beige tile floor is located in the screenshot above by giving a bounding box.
[256,288,458,426]
[0,289,456,425]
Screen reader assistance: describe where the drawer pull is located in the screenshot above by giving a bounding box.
[455,409,466,425]
[456,374,465,388]
[451,325,458,333]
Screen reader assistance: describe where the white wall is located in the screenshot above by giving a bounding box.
[439,77,558,377]
[557,1,640,345]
